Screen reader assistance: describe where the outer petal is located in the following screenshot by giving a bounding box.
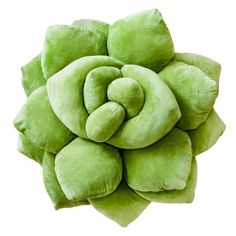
[21,54,46,96]
[72,19,109,36]
[14,86,75,154]
[17,133,44,165]
[122,128,192,192]
[89,180,150,227]
[55,137,122,201]
[43,152,89,210]
[47,56,123,138]
[174,52,221,84]
[107,9,174,72]
[159,61,218,130]
[41,23,108,79]
[188,109,225,156]
[136,157,197,203]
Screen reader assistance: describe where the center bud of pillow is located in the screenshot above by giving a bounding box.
[85,74,145,142]
[107,77,144,119]
[86,101,125,142]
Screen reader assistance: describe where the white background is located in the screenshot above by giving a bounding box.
[1,0,235,235]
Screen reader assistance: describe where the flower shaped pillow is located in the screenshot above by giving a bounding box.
[14,9,225,227]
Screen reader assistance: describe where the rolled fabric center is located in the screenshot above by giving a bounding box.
[107,77,144,119]
[84,67,145,142]
[83,66,121,114]
[86,101,125,142]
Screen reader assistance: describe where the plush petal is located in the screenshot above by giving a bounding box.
[43,152,89,209]
[89,180,150,227]
[174,52,221,84]
[21,54,46,96]
[47,56,123,138]
[55,137,122,201]
[86,102,126,142]
[83,66,121,114]
[107,65,181,149]
[123,128,192,192]
[188,109,225,156]
[107,9,174,72]
[41,23,108,79]
[159,62,218,130]
[107,77,144,119]
[136,157,197,203]
[14,86,75,154]
[17,133,44,165]
[72,19,109,36]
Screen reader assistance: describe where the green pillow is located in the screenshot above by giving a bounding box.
[14,9,225,227]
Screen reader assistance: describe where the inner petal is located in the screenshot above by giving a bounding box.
[83,66,121,114]
[86,101,125,142]
[107,77,144,119]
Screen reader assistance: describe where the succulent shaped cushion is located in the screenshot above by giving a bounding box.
[14,9,225,227]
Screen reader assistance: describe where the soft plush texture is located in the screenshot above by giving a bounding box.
[86,101,126,142]
[107,9,174,72]
[46,56,123,138]
[43,152,89,209]
[21,54,46,96]
[89,181,150,227]
[14,9,225,227]
[83,66,121,114]
[123,128,192,192]
[17,133,44,165]
[188,110,225,156]
[159,61,218,130]
[136,157,197,203]
[42,22,108,79]
[55,137,122,201]
[107,65,181,149]
[14,86,75,154]
[174,52,221,84]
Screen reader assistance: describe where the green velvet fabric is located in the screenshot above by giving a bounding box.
[159,61,218,130]
[21,54,46,96]
[14,86,75,154]
[83,66,121,114]
[174,52,221,84]
[123,128,192,192]
[107,77,144,119]
[86,101,126,142]
[17,133,44,165]
[107,9,174,72]
[42,23,108,79]
[46,56,123,138]
[72,19,110,37]
[136,157,197,203]
[188,110,225,156]
[89,181,150,227]
[43,152,89,209]
[14,9,225,227]
[55,137,122,201]
[107,65,181,149]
